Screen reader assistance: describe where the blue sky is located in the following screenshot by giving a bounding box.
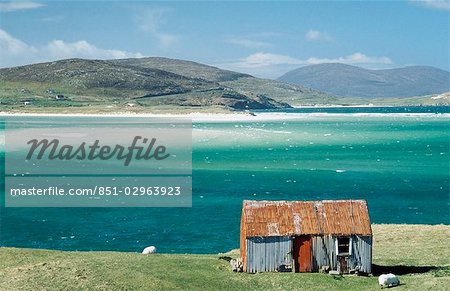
[0,0,449,78]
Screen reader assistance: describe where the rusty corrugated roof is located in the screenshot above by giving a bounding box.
[242,199,372,237]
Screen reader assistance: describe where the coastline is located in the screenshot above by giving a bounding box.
[291,104,383,108]
[1,109,450,123]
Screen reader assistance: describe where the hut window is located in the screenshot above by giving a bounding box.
[336,237,352,255]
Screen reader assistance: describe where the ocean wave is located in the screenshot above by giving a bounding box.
[247,128,292,134]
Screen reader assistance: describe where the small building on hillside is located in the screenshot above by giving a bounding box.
[240,199,372,274]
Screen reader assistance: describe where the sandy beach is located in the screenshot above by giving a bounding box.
[0,111,292,122]
[1,110,449,123]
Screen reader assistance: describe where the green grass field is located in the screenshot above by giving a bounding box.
[0,224,449,290]
[1,79,449,114]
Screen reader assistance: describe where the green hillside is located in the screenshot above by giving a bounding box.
[1,58,449,113]
[0,224,449,290]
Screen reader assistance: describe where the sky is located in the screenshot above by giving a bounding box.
[0,0,449,79]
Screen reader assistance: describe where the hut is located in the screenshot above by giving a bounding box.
[240,199,372,274]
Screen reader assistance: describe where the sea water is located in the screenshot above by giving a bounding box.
[0,107,449,253]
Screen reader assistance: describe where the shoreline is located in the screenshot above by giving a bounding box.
[291,104,384,108]
[1,109,450,122]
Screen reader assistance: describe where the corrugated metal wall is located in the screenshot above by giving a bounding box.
[246,235,372,273]
[246,236,292,273]
[349,235,372,273]
[311,235,336,272]
[311,235,372,273]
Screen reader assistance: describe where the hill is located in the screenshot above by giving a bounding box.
[2,58,449,113]
[111,57,250,82]
[0,224,448,290]
[278,63,450,98]
[111,58,334,105]
[0,58,294,111]
[0,58,333,112]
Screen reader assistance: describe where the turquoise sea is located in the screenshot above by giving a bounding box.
[0,106,449,253]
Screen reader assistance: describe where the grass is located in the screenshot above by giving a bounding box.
[0,224,449,290]
[1,79,449,115]
[0,79,233,114]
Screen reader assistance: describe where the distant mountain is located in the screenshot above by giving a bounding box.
[1,57,342,111]
[1,58,210,96]
[111,57,250,82]
[4,58,445,112]
[0,58,294,110]
[111,57,334,105]
[278,63,450,98]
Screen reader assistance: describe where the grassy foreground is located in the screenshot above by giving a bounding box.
[1,224,449,290]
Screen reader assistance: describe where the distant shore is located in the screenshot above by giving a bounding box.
[291,104,384,108]
[0,111,286,122]
[1,108,449,123]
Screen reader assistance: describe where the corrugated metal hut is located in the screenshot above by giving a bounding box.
[240,199,372,274]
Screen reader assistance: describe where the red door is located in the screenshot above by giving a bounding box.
[293,236,312,272]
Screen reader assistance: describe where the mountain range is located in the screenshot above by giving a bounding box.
[278,63,450,98]
[1,58,449,112]
[0,58,332,111]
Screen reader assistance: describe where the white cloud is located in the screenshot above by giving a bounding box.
[40,15,64,22]
[136,7,169,33]
[234,52,303,68]
[306,52,392,65]
[217,52,303,78]
[0,29,144,68]
[412,0,450,10]
[0,29,34,54]
[225,37,271,49]
[155,33,179,48]
[0,1,44,12]
[305,29,332,42]
[217,52,392,79]
[45,40,144,60]
[135,7,179,49]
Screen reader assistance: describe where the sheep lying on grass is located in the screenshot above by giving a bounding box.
[378,273,400,288]
[142,246,157,254]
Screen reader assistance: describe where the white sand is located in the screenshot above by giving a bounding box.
[0,111,307,122]
[1,110,448,123]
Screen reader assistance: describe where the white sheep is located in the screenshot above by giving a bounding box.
[378,273,400,288]
[141,246,157,254]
